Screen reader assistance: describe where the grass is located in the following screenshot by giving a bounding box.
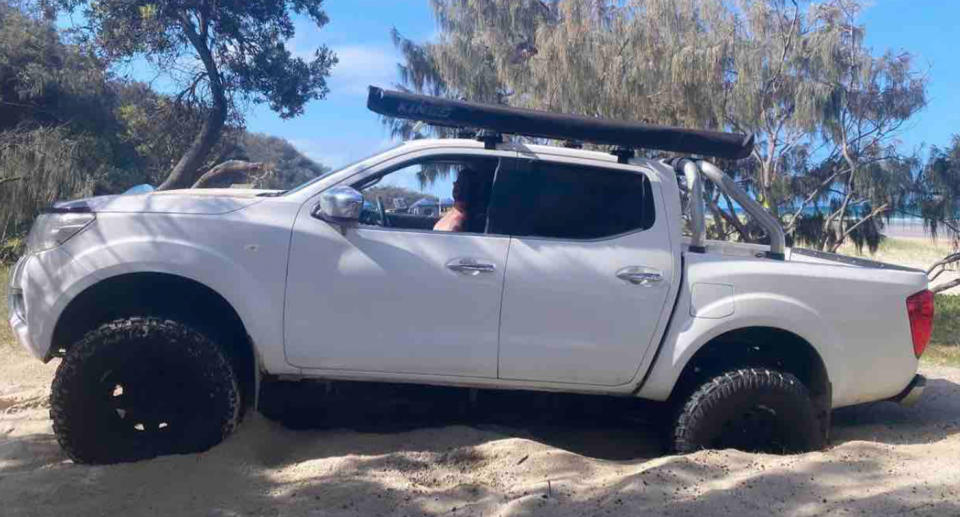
[834,236,954,271]
[932,294,960,347]
[922,345,960,367]
[926,293,960,367]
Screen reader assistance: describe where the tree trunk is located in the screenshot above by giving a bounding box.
[192,161,264,189]
[157,97,226,191]
[157,16,228,191]
[761,140,779,217]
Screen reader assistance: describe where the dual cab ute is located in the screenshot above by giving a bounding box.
[7,88,930,463]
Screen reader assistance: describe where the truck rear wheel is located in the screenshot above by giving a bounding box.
[50,317,241,464]
[673,368,825,454]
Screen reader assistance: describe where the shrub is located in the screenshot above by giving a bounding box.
[932,294,960,347]
[0,126,95,250]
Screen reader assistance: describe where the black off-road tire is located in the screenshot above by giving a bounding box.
[673,368,825,454]
[50,317,241,464]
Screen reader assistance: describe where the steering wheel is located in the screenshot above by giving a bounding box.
[377,197,390,227]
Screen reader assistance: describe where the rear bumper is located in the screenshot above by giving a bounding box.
[889,374,926,407]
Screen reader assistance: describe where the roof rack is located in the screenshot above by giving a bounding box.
[367,86,754,160]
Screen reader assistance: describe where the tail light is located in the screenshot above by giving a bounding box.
[906,290,934,358]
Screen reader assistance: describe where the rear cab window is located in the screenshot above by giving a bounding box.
[488,159,655,239]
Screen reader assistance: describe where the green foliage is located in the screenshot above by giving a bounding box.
[47,0,336,189]
[391,0,928,253]
[922,344,960,367]
[0,126,97,251]
[0,1,330,262]
[238,133,330,190]
[54,0,336,119]
[0,4,134,250]
[0,2,115,133]
[111,80,243,186]
[914,136,960,243]
[932,294,960,348]
[0,236,24,263]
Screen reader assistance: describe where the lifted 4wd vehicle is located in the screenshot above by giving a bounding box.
[8,88,930,463]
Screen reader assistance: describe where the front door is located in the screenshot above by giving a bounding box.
[492,157,676,386]
[284,154,508,378]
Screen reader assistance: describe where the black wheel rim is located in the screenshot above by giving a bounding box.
[713,404,785,452]
[98,353,211,441]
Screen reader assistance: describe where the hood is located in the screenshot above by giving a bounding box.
[53,188,283,215]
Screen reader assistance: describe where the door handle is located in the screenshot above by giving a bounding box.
[616,266,663,286]
[446,258,496,275]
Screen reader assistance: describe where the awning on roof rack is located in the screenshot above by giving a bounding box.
[367,86,754,160]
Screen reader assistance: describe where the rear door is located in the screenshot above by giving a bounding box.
[492,157,676,386]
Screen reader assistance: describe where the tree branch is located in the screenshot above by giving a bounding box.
[158,13,229,191]
[931,277,960,294]
[192,160,266,188]
[927,252,960,276]
[175,71,208,103]
[784,167,849,232]
[0,176,23,188]
[707,194,748,239]
[828,202,889,252]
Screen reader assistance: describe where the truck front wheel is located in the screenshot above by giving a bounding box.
[50,317,241,464]
[673,368,825,454]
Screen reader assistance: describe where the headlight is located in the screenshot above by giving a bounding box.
[25,212,96,254]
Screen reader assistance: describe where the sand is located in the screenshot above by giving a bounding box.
[1,341,959,517]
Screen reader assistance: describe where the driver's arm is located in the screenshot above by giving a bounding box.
[434,210,464,232]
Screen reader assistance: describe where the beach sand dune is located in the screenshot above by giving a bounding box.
[2,342,959,516]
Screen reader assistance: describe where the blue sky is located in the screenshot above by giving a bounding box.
[114,1,960,170]
[860,0,960,156]
[243,0,437,169]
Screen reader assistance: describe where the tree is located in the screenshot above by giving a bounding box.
[0,1,117,133]
[52,0,337,190]
[0,2,332,260]
[786,0,925,252]
[913,136,960,293]
[237,132,329,189]
[388,0,926,252]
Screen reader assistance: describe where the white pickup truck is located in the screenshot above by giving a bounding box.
[7,88,931,463]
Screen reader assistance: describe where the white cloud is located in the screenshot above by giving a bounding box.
[290,38,400,97]
[290,136,399,168]
[327,45,401,96]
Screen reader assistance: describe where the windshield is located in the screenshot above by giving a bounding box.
[282,143,405,195]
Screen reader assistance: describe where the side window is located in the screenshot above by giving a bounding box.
[352,156,499,233]
[489,160,655,239]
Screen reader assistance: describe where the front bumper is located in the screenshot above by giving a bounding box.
[889,374,926,407]
[6,255,42,359]
[8,308,35,355]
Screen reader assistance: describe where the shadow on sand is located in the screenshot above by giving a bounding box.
[2,373,959,516]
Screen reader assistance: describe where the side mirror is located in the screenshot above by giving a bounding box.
[315,186,363,232]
